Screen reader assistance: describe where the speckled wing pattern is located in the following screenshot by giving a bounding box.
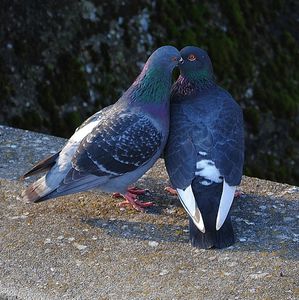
[165,91,244,189]
[71,112,162,178]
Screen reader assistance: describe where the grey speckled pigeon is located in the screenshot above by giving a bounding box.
[164,46,244,248]
[22,46,182,211]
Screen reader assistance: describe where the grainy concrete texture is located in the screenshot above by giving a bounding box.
[0,125,298,300]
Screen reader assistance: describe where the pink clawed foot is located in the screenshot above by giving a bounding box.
[112,187,153,211]
[234,190,244,198]
[118,192,153,211]
[164,186,178,196]
[127,186,147,195]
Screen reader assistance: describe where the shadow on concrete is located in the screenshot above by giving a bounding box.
[83,192,299,261]
[83,217,189,244]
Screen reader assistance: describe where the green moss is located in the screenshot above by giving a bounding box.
[27,110,43,128]
[37,54,88,114]
[254,48,299,119]
[64,111,83,129]
[282,31,297,52]
[154,1,207,48]
[35,53,89,136]
[51,54,88,105]
[220,0,246,32]
[206,30,238,85]
[0,58,14,101]
[10,110,42,131]
[244,107,260,133]
[163,16,179,38]
[37,84,56,113]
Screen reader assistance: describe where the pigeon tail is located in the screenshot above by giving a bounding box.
[21,175,54,203]
[20,151,60,179]
[189,215,234,249]
[189,178,235,249]
[36,173,106,202]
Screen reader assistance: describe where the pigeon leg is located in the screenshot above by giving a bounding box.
[164,186,178,196]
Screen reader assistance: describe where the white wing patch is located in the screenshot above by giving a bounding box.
[195,159,223,184]
[177,185,205,233]
[70,120,100,143]
[55,120,101,175]
[216,180,236,230]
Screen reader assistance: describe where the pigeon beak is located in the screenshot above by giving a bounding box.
[179,57,184,64]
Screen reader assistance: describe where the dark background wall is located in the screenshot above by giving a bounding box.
[0,0,298,185]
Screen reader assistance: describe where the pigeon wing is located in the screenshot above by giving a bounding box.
[49,112,162,196]
[75,105,112,132]
[209,98,244,186]
[165,102,212,189]
[165,104,198,189]
[71,112,162,178]
[207,95,244,230]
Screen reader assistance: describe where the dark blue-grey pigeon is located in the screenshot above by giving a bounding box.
[22,45,182,211]
[164,46,244,248]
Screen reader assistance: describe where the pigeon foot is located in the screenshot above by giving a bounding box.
[113,189,153,211]
[164,186,178,196]
[127,186,148,195]
[234,190,244,198]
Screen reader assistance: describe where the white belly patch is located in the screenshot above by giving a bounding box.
[195,159,223,184]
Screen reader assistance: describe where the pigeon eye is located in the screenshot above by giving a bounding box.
[188,54,196,61]
[171,56,178,61]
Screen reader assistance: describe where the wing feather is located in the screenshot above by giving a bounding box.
[72,112,162,178]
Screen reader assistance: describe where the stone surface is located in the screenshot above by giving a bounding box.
[0,125,298,300]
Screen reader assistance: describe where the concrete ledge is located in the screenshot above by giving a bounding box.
[0,125,298,300]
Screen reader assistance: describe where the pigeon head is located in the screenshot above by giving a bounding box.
[179,46,214,81]
[127,46,181,104]
[146,45,182,72]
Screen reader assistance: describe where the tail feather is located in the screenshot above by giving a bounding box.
[37,174,105,202]
[189,178,235,249]
[21,152,60,179]
[189,216,234,249]
[21,175,54,203]
[22,170,106,203]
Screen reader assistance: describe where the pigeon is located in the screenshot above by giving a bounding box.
[22,45,182,211]
[164,46,244,248]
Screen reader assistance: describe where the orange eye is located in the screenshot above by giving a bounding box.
[187,54,196,61]
[171,56,177,61]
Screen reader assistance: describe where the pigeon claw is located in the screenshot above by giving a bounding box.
[114,190,153,212]
[234,190,244,198]
[127,186,148,195]
[164,186,178,196]
[112,192,123,199]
